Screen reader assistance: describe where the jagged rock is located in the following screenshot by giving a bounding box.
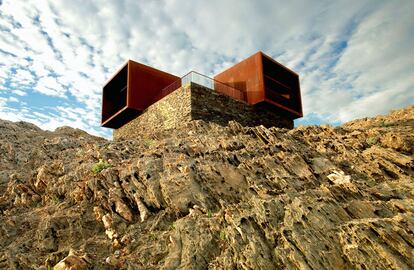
[53,249,89,270]
[0,106,413,269]
[327,170,351,184]
[134,194,149,222]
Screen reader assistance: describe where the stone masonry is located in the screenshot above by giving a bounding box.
[114,83,293,140]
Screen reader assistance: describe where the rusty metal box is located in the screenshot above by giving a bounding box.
[214,52,303,119]
[101,60,179,128]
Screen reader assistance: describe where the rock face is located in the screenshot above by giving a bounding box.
[0,106,413,269]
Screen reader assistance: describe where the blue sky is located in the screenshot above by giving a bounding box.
[0,0,413,138]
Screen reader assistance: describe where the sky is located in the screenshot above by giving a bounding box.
[0,0,413,138]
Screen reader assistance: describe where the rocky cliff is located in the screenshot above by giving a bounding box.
[0,106,413,270]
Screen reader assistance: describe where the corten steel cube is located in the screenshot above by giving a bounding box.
[101,60,180,128]
[214,52,303,119]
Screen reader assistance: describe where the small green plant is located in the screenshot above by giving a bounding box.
[50,195,61,204]
[207,210,212,218]
[219,230,227,241]
[142,138,155,147]
[366,178,376,187]
[149,233,158,241]
[380,121,395,128]
[91,159,111,174]
[47,265,51,270]
[359,173,376,187]
[34,201,42,208]
[366,136,378,146]
[170,222,176,230]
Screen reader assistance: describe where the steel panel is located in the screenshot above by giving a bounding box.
[101,60,179,128]
[214,51,302,119]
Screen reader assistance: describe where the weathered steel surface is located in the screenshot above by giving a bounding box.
[214,52,264,105]
[127,60,180,111]
[214,52,302,119]
[101,60,179,128]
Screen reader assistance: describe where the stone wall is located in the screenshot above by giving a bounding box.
[190,83,293,129]
[114,83,293,140]
[114,85,192,140]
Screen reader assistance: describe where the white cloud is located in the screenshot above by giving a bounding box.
[13,89,27,96]
[0,97,7,107]
[14,69,34,83]
[324,1,414,121]
[8,96,19,102]
[0,108,23,123]
[35,76,67,97]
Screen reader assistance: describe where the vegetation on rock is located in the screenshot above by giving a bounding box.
[91,159,112,174]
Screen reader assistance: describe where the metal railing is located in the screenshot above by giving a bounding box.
[153,71,246,103]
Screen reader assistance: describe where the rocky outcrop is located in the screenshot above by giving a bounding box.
[0,106,413,269]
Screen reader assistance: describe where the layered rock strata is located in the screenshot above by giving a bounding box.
[0,106,413,269]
